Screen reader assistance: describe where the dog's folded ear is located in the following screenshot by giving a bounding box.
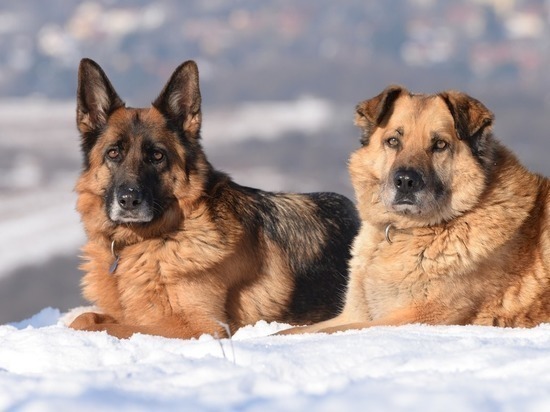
[77,58,125,134]
[439,91,495,164]
[439,91,494,143]
[355,85,405,146]
[153,61,202,138]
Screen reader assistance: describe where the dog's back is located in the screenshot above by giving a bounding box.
[253,188,359,323]
[192,174,359,327]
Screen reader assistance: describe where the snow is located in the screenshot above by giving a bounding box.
[1,308,550,411]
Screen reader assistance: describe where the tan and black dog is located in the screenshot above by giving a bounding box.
[280,86,550,334]
[69,58,359,339]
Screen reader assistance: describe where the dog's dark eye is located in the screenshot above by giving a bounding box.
[151,151,165,163]
[433,140,448,151]
[106,148,121,161]
[386,137,400,148]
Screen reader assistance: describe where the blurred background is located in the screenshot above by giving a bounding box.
[1,0,550,323]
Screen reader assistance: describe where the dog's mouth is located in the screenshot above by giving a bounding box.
[391,200,422,215]
[387,190,422,213]
[111,213,154,224]
[109,206,155,224]
[387,188,450,219]
[394,196,415,206]
[382,188,429,216]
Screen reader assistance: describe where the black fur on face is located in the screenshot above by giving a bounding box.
[101,116,174,224]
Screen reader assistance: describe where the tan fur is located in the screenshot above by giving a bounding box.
[279,87,550,335]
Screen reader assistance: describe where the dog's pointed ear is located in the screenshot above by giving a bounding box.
[76,58,125,134]
[354,85,405,146]
[152,60,202,138]
[439,90,494,144]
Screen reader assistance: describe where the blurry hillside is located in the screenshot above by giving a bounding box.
[2,0,550,169]
[1,0,550,323]
[2,0,548,99]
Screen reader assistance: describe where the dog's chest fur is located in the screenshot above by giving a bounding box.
[80,206,243,324]
[351,223,468,319]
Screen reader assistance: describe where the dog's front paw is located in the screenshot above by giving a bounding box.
[69,312,117,331]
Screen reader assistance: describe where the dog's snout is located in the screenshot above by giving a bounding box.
[109,184,153,223]
[117,186,144,210]
[393,168,424,194]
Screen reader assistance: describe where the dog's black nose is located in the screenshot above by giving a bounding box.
[393,168,424,194]
[117,186,144,210]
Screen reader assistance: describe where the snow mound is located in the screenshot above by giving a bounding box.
[1,309,550,411]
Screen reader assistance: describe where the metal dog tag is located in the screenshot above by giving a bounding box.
[109,256,120,274]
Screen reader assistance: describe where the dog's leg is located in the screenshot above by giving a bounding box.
[278,304,456,335]
[69,312,118,331]
[69,311,229,340]
[317,314,414,334]
[276,313,355,335]
[276,312,405,336]
[317,304,460,333]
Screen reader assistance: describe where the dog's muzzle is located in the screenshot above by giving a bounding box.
[393,168,425,205]
[109,185,154,223]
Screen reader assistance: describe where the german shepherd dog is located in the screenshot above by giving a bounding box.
[280,86,550,335]
[69,58,359,339]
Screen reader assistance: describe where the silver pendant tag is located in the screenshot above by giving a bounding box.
[109,256,120,274]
